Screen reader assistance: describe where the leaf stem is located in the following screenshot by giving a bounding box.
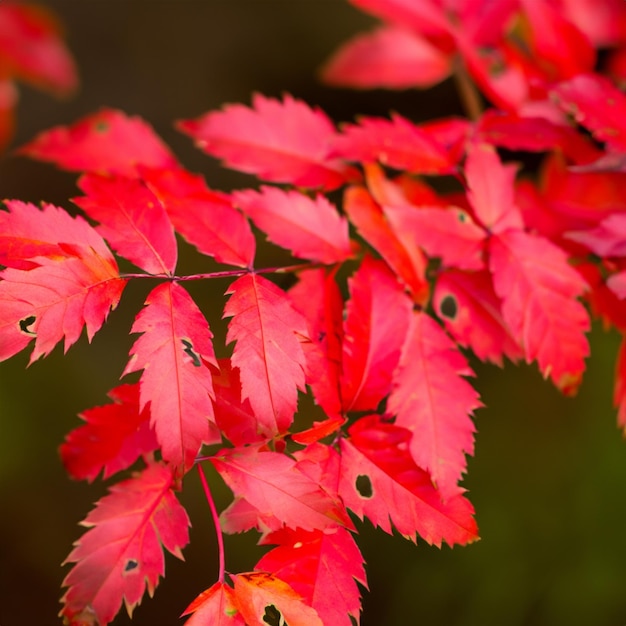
[196,462,225,583]
[452,55,483,122]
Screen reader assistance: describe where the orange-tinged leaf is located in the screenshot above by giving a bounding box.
[182,582,245,626]
[179,93,354,190]
[60,463,190,626]
[232,572,323,626]
[257,527,366,626]
[19,108,177,176]
[490,230,590,394]
[213,446,352,533]
[74,173,177,275]
[340,415,479,547]
[224,274,307,438]
[388,312,481,497]
[124,282,219,471]
[60,383,158,482]
[234,186,352,264]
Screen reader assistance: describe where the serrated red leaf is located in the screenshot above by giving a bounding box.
[0,202,125,363]
[212,446,351,533]
[19,108,177,176]
[232,572,323,626]
[233,186,352,264]
[433,269,522,365]
[388,312,481,496]
[490,230,590,394]
[74,173,177,275]
[60,463,190,626]
[0,3,77,94]
[178,93,355,190]
[322,25,451,89]
[334,114,459,175]
[289,268,344,420]
[566,213,626,258]
[344,186,429,304]
[339,415,479,546]
[465,143,524,234]
[124,282,219,471]
[141,167,256,268]
[60,383,158,482]
[257,527,366,626]
[182,582,245,626]
[224,273,307,438]
[341,256,413,412]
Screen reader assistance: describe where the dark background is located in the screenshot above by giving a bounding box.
[1,2,626,625]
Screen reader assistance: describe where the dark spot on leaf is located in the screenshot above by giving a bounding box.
[263,605,285,626]
[440,295,457,320]
[94,120,109,133]
[356,474,373,498]
[19,315,36,336]
[182,339,201,367]
[457,210,468,223]
[124,559,139,572]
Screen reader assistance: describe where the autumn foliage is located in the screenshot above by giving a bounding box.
[3,0,626,624]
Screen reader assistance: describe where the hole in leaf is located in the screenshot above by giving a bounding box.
[181,339,201,367]
[439,295,457,320]
[263,604,286,626]
[19,315,37,336]
[124,559,139,572]
[355,474,373,498]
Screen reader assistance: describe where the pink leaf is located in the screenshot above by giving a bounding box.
[60,463,190,626]
[124,282,219,471]
[178,93,355,190]
[74,173,177,275]
[224,274,307,438]
[490,230,590,394]
[388,312,481,496]
[233,186,352,264]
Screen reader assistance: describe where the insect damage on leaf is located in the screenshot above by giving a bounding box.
[355,474,373,498]
[439,295,458,320]
[18,315,36,335]
[263,604,286,626]
[182,339,202,367]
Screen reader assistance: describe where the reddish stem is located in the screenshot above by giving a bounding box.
[196,463,225,583]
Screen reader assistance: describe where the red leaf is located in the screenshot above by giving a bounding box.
[0,202,125,363]
[124,282,219,471]
[383,203,486,270]
[141,167,255,268]
[74,173,177,275]
[182,582,245,626]
[344,186,429,304]
[212,358,266,447]
[224,274,307,438]
[339,415,479,546]
[0,3,77,94]
[212,446,351,532]
[465,143,524,234]
[289,268,344,420]
[60,383,158,482]
[433,269,523,365]
[234,186,352,265]
[19,108,177,176]
[490,230,590,394]
[388,312,481,496]
[322,25,451,89]
[232,572,323,626]
[257,527,366,626]
[178,93,355,190]
[341,256,413,412]
[566,213,626,258]
[334,114,459,175]
[60,463,190,626]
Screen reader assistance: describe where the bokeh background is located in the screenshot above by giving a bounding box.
[2,2,626,625]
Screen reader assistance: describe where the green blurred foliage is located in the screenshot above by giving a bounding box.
[1,2,626,625]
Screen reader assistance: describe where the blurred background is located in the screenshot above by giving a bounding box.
[1,2,626,625]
